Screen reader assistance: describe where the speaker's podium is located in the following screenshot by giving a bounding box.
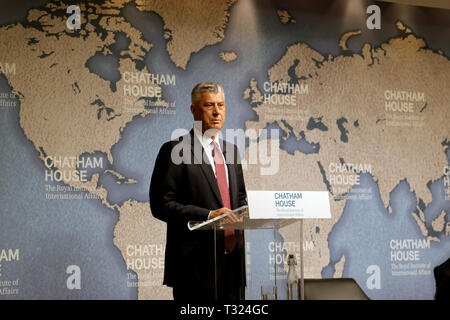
[188,190,334,300]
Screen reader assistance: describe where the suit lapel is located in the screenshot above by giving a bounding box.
[222,141,237,209]
[190,130,223,206]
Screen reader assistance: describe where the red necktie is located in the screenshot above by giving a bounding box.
[212,141,236,252]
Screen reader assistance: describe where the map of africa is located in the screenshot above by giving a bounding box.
[0,0,448,300]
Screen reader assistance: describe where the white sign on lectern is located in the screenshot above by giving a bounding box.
[247,190,331,219]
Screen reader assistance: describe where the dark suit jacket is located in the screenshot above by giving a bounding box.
[149,129,247,292]
[434,257,450,300]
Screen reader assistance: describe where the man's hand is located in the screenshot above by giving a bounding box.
[208,207,242,224]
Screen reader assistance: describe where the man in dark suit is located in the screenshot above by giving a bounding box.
[150,82,247,300]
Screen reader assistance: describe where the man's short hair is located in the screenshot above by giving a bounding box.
[191,82,224,105]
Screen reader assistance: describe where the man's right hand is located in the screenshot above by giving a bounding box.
[208,207,241,224]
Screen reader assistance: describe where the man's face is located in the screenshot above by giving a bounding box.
[191,91,226,135]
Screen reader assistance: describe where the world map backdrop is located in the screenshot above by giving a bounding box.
[0,0,449,300]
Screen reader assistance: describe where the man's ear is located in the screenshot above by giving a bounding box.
[190,104,196,116]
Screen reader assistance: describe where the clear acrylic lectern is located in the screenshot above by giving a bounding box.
[188,205,298,300]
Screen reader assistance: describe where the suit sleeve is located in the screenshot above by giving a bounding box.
[149,141,210,223]
[234,146,248,208]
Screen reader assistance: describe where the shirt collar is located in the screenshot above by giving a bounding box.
[193,126,222,151]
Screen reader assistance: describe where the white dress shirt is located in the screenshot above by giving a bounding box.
[193,127,229,184]
[193,127,230,218]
